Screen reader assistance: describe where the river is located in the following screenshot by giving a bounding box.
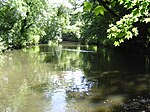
[0,43,150,112]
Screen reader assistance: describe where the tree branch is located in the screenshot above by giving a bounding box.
[25,23,33,29]
[0,24,14,32]
[20,11,29,34]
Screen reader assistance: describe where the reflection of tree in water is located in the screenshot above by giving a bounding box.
[0,45,150,112]
[40,45,150,111]
[0,54,6,70]
[0,48,52,112]
[39,45,84,71]
[39,45,62,63]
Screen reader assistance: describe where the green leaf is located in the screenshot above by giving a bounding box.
[94,6,100,15]
[119,39,124,43]
[84,2,92,12]
[144,18,150,23]
[125,31,133,39]
[114,41,120,46]
[94,6,106,16]
[132,8,139,16]
[119,0,124,4]
[99,9,104,15]
[132,27,138,36]
[111,1,116,7]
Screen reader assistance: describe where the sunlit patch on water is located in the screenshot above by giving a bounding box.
[43,69,99,112]
[45,89,67,112]
[64,70,98,92]
[42,69,128,112]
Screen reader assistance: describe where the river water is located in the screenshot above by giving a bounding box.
[0,44,150,112]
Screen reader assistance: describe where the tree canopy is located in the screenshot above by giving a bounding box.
[83,0,150,48]
[0,0,149,52]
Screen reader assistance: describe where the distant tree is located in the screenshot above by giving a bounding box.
[0,0,83,51]
[0,0,52,50]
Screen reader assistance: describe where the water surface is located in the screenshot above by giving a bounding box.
[0,44,150,112]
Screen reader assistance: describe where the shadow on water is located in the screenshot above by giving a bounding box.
[82,47,150,111]
[0,44,150,112]
[39,44,150,112]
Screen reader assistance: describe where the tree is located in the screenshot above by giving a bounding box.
[0,0,49,49]
[0,0,83,51]
[80,11,113,45]
[81,0,124,45]
[40,4,71,44]
[107,0,150,47]
[83,0,150,48]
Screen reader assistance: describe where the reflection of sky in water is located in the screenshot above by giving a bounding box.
[45,69,94,112]
[46,89,66,112]
[65,70,95,93]
[64,70,84,85]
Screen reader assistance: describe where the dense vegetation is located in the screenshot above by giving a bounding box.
[83,0,150,49]
[0,0,149,52]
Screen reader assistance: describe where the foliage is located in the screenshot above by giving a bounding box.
[81,1,125,45]
[107,0,150,46]
[84,1,107,16]
[83,0,150,47]
[84,1,93,12]
[40,4,68,44]
[0,0,84,52]
[0,0,48,50]
[80,11,113,45]
[94,5,107,16]
[0,0,149,51]
[62,12,83,42]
